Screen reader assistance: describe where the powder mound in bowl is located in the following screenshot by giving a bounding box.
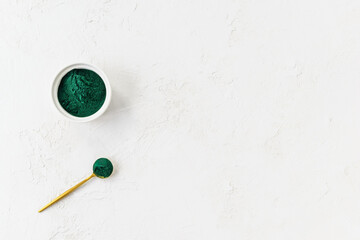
[93,158,113,178]
[57,68,106,117]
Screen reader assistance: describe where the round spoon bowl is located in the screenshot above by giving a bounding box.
[93,158,113,178]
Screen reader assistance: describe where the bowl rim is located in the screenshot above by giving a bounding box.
[51,63,112,122]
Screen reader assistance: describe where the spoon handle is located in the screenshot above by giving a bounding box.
[38,173,95,212]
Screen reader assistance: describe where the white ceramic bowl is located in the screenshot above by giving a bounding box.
[51,63,112,122]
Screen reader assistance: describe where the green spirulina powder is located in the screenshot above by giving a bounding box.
[93,158,113,178]
[57,68,106,117]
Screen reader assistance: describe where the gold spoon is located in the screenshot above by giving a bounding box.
[38,158,113,213]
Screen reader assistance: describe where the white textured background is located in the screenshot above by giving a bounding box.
[1,0,360,239]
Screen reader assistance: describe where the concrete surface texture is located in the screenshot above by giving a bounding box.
[1,0,360,239]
